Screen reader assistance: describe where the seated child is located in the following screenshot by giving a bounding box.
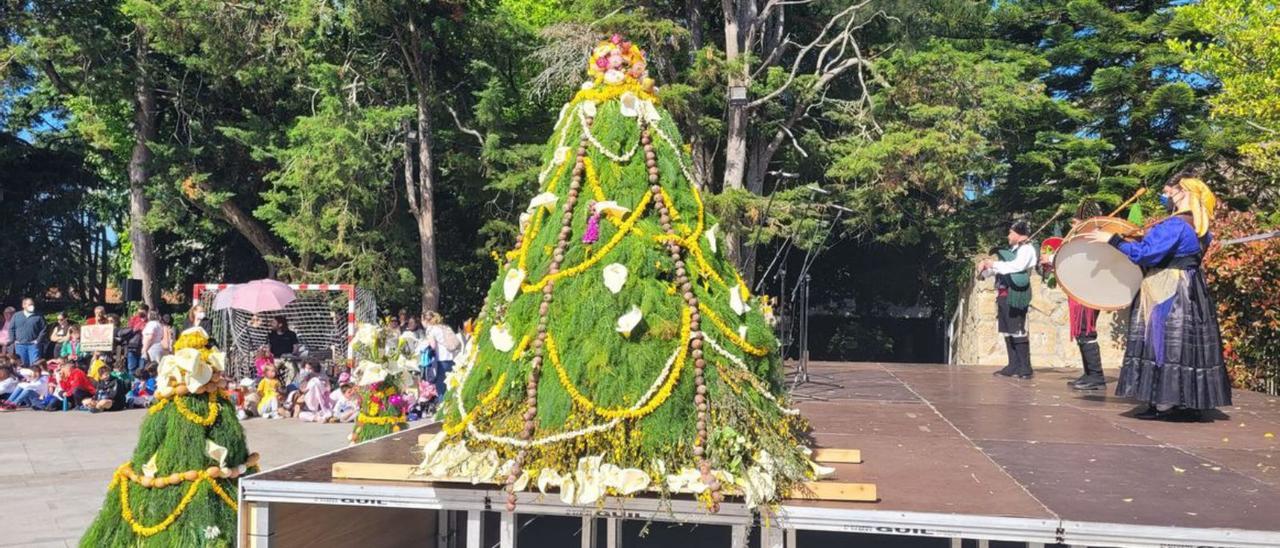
[250,364,283,419]
[127,368,157,408]
[296,365,334,423]
[0,365,16,401]
[254,346,274,378]
[407,379,438,421]
[329,382,359,423]
[1,364,49,410]
[87,367,127,412]
[88,352,109,379]
[235,378,255,419]
[48,361,94,411]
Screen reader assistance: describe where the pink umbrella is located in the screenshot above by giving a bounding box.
[229,279,297,313]
[211,284,240,311]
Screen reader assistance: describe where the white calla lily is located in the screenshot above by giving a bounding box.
[353,323,379,349]
[559,476,577,504]
[729,287,750,316]
[504,268,526,302]
[593,201,630,217]
[580,101,597,118]
[603,70,625,85]
[617,468,651,495]
[518,212,532,230]
[205,350,226,372]
[537,468,563,494]
[575,470,604,504]
[142,453,159,479]
[553,146,571,166]
[640,100,662,123]
[205,439,229,469]
[580,81,595,91]
[738,325,749,340]
[602,263,628,294]
[490,325,515,352]
[356,361,388,386]
[615,306,643,337]
[619,92,639,117]
[527,192,558,212]
[705,224,719,254]
[513,469,532,491]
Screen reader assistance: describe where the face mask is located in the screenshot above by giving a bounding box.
[196,312,206,320]
[24,305,34,313]
[1159,193,1175,212]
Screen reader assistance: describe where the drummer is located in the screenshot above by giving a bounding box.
[1084,176,1231,421]
[1041,201,1106,390]
[978,220,1036,379]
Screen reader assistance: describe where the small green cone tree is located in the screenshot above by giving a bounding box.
[82,329,257,547]
[420,36,816,512]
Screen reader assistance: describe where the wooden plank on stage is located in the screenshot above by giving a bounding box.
[813,448,862,464]
[417,434,862,463]
[332,461,878,502]
[793,481,878,502]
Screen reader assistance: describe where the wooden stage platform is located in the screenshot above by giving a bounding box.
[239,362,1280,548]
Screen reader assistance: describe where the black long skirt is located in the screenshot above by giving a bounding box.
[1114,266,1232,410]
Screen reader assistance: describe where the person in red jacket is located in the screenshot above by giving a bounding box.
[57,361,95,409]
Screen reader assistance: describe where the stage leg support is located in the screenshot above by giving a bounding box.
[500,512,518,548]
[581,516,597,548]
[241,500,273,548]
[731,525,749,548]
[761,525,785,548]
[466,511,482,548]
[605,517,622,548]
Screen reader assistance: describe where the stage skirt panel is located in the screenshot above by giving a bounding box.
[1114,265,1232,410]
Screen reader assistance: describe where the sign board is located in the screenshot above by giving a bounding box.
[80,324,115,352]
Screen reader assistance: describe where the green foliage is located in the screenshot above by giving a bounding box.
[81,393,253,547]
[1204,210,1280,393]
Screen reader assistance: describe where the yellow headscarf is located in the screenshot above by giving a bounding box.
[1174,178,1216,237]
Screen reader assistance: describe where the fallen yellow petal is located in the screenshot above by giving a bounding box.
[1172,466,1186,474]
[1264,432,1275,439]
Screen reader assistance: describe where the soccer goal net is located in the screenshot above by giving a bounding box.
[193,283,377,380]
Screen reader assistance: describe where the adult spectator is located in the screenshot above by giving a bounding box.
[86,306,108,325]
[48,312,72,359]
[404,316,425,339]
[160,314,175,357]
[0,306,14,353]
[267,317,300,357]
[185,304,213,334]
[112,314,144,374]
[142,311,165,363]
[9,298,46,366]
[128,304,149,332]
[421,311,461,401]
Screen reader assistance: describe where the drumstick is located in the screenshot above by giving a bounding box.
[1108,187,1147,217]
[1029,206,1067,240]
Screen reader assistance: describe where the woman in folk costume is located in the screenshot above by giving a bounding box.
[979,220,1037,379]
[1085,176,1231,421]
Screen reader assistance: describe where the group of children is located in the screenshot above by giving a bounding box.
[233,359,361,423]
[0,353,157,413]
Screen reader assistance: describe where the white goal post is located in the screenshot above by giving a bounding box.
[192,283,377,378]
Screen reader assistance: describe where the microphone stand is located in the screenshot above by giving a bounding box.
[787,203,851,401]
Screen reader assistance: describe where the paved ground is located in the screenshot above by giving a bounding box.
[0,408,353,547]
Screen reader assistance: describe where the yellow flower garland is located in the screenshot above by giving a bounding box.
[522,191,652,293]
[698,302,770,357]
[356,412,407,426]
[509,154,570,268]
[443,371,509,436]
[114,465,238,537]
[148,392,220,427]
[653,234,729,289]
[545,306,690,419]
[571,82,658,106]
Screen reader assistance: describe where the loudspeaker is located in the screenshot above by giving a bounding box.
[123,278,143,303]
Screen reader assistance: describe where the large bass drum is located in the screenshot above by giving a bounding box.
[1053,217,1143,311]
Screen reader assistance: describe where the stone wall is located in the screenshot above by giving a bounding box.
[950,260,1128,369]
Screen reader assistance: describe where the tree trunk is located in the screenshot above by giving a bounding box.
[183,178,285,277]
[401,22,441,314]
[129,26,160,309]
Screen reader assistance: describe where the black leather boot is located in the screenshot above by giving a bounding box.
[1072,336,1105,390]
[1012,337,1032,378]
[993,337,1019,377]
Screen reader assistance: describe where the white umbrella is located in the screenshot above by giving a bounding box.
[211,284,240,311]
